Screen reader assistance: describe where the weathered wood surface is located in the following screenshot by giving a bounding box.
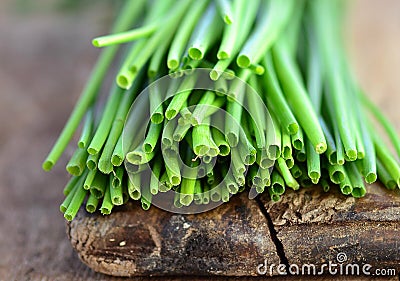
[69,185,400,277]
[261,185,400,274]
[68,193,279,277]
[1,0,399,280]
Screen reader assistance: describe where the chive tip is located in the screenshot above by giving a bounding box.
[217,51,229,60]
[42,160,54,171]
[237,55,251,68]
[188,48,203,60]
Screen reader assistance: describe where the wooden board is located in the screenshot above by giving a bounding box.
[0,0,399,280]
[68,185,400,277]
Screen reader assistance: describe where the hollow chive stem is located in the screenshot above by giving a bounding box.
[66,147,88,176]
[162,118,178,147]
[127,172,141,200]
[87,86,123,155]
[110,174,123,205]
[272,39,326,154]
[100,181,114,215]
[126,142,156,165]
[296,146,306,163]
[328,164,345,184]
[131,2,192,72]
[192,118,217,156]
[93,24,158,48]
[90,173,108,199]
[347,162,366,198]
[310,0,356,159]
[180,155,198,206]
[290,164,302,179]
[266,112,282,160]
[60,172,86,213]
[173,122,191,142]
[167,0,209,70]
[211,0,259,80]
[371,131,400,186]
[211,128,230,156]
[216,0,246,59]
[377,159,398,190]
[86,193,99,213]
[162,149,181,186]
[112,166,124,188]
[86,152,100,171]
[98,81,140,174]
[149,79,164,124]
[306,138,321,184]
[141,183,152,210]
[84,169,97,190]
[143,122,163,153]
[63,175,80,196]
[191,91,216,125]
[237,0,295,68]
[271,170,285,196]
[290,126,304,151]
[150,160,162,195]
[64,183,88,221]
[339,168,353,195]
[277,158,299,190]
[158,171,172,192]
[224,70,251,146]
[42,0,145,171]
[358,114,377,184]
[281,128,292,160]
[261,53,299,135]
[319,118,337,165]
[147,34,172,78]
[117,1,191,89]
[111,135,124,166]
[78,108,94,149]
[165,74,197,120]
[188,3,223,60]
[247,76,267,149]
[216,0,234,24]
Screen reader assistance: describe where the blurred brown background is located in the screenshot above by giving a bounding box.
[0,0,398,280]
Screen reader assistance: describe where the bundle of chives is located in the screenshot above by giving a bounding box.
[44,0,399,221]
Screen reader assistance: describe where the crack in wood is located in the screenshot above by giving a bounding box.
[255,196,290,273]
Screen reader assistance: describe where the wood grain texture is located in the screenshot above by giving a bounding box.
[260,185,400,274]
[0,0,399,280]
[68,193,279,277]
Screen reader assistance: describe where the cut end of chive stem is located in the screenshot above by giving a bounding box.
[352,187,366,198]
[168,59,179,70]
[87,160,97,170]
[117,75,132,89]
[111,155,123,167]
[151,113,164,124]
[87,147,98,155]
[316,142,327,154]
[224,15,233,25]
[188,47,203,60]
[165,109,178,120]
[365,173,377,184]
[288,123,299,135]
[143,143,154,153]
[66,165,82,177]
[237,55,251,68]
[92,39,101,48]
[210,70,221,81]
[42,160,54,171]
[217,51,229,60]
[346,149,358,161]
[340,185,352,195]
